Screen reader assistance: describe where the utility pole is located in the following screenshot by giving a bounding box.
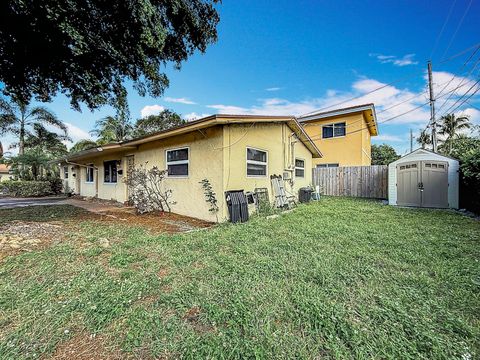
[427,61,438,152]
[410,129,413,152]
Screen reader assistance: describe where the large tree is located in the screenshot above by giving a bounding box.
[23,123,70,157]
[438,113,470,155]
[0,97,67,155]
[371,144,400,165]
[0,1,220,111]
[417,129,432,149]
[70,139,99,154]
[91,115,133,144]
[133,110,186,137]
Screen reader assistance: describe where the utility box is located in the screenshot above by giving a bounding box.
[299,187,313,203]
[225,190,249,223]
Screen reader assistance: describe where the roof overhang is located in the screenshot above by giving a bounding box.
[298,104,379,136]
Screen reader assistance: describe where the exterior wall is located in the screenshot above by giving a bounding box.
[221,123,313,220]
[133,126,224,222]
[302,113,372,167]
[61,165,78,193]
[388,150,459,209]
[0,172,12,182]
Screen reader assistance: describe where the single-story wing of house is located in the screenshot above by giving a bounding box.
[58,115,322,222]
[0,164,11,182]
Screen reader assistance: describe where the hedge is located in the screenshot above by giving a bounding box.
[0,180,61,197]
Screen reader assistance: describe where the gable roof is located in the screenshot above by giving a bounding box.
[297,103,378,136]
[59,114,322,162]
[389,148,459,166]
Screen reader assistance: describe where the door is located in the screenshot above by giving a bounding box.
[397,161,421,207]
[421,161,448,208]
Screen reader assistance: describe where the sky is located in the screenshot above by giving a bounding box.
[2,0,480,155]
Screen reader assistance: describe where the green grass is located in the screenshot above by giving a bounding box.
[0,204,88,224]
[0,198,479,359]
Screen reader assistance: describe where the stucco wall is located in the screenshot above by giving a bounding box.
[303,113,372,167]
[221,123,313,219]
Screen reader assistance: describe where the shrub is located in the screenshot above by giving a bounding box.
[48,178,64,194]
[0,180,53,197]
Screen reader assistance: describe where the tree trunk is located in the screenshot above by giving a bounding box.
[19,116,25,156]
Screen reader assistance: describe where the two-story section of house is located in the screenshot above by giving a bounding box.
[298,104,378,167]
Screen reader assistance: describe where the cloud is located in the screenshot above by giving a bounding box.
[373,134,404,142]
[140,104,165,118]
[265,87,282,92]
[370,53,418,67]
[182,112,211,121]
[164,97,196,105]
[65,122,92,143]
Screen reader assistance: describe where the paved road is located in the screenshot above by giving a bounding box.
[0,197,68,209]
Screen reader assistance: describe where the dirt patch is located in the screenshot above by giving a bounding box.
[183,306,215,334]
[49,332,126,360]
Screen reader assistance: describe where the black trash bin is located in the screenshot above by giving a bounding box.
[299,187,313,203]
[225,190,249,223]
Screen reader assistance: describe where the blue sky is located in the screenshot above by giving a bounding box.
[2,0,480,154]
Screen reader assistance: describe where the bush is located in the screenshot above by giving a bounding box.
[0,180,54,197]
[48,178,64,194]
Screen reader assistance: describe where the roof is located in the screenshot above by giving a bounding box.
[58,114,322,163]
[0,164,9,173]
[297,103,379,136]
[389,148,459,166]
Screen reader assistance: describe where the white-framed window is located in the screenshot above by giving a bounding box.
[295,158,305,178]
[166,147,189,177]
[246,147,268,177]
[104,160,118,183]
[322,122,346,139]
[316,163,339,168]
[85,164,94,183]
[63,166,69,179]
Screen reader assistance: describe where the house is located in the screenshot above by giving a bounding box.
[388,148,459,209]
[0,164,11,182]
[59,115,321,222]
[298,104,378,167]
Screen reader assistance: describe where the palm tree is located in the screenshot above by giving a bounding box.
[0,97,68,156]
[417,129,432,149]
[438,113,470,155]
[70,139,98,153]
[91,115,133,144]
[24,123,70,157]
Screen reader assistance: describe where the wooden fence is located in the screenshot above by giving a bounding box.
[312,165,388,199]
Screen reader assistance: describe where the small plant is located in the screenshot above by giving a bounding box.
[123,163,173,214]
[199,178,219,222]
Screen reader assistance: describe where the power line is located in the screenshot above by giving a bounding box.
[430,0,458,60]
[440,79,480,116]
[440,0,474,61]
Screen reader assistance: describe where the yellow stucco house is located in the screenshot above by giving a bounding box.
[59,115,321,222]
[298,104,378,167]
[0,164,11,182]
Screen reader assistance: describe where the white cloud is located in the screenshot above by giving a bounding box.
[164,97,196,105]
[140,104,165,118]
[373,134,404,142]
[370,53,418,67]
[182,112,211,121]
[65,122,92,142]
[265,87,282,92]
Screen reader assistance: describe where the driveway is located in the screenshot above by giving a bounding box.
[0,196,68,209]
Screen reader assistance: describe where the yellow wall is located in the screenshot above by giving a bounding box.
[302,113,372,167]
[62,122,315,222]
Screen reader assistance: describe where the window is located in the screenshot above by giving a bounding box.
[322,122,346,139]
[166,148,189,177]
[85,164,94,183]
[246,148,267,176]
[63,166,68,179]
[316,163,339,168]
[295,158,305,178]
[104,160,118,183]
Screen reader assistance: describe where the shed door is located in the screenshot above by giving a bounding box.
[397,162,421,207]
[421,161,448,208]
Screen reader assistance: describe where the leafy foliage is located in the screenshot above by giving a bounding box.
[199,178,219,221]
[0,180,53,197]
[123,163,173,213]
[0,1,220,111]
[91,115,134,144]
[70,139,99,153]
[133,110,186,137]
[371,144,400,165]
[417,129,432,149]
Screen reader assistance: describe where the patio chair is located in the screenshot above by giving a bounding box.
[270,175,296,209]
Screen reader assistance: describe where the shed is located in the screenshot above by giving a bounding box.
[388,149,459,209]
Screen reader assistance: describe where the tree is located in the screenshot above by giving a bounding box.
[70,140,99,153]
[0,97,67,155]
[417,129,432,149]
[0,1,220,111]
[91,115,133,144]
[371,144,400,165]
[133,110,186,137]
[8,148,50,180]
[438,113,470,155]
[10,123,70,158]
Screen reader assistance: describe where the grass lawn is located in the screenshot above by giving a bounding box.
[0,198,479,359]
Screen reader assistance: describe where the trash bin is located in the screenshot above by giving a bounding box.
[225,190,249,223]
[299,187,313,203]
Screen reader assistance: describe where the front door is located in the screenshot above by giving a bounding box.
[397,161,421,207]
[421,161,448,208]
